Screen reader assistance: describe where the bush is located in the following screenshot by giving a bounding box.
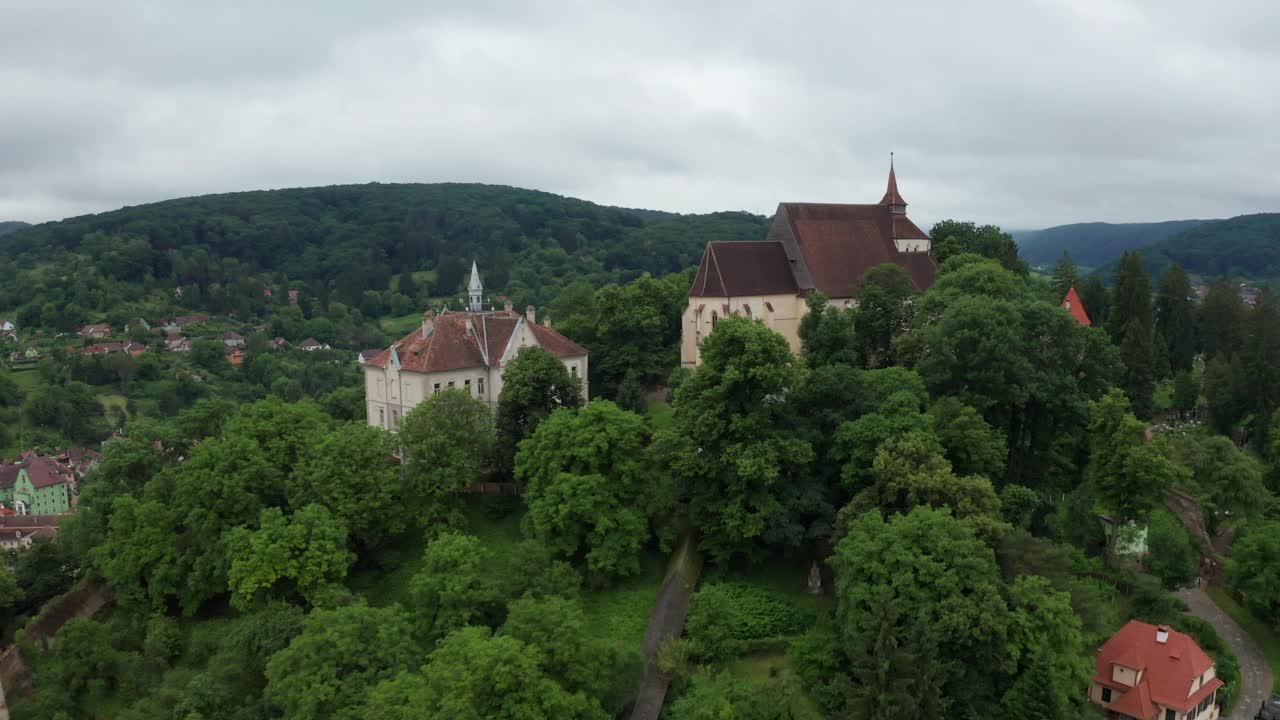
[685,582,817,662]
[1174,615,1240,710]
[1146,510,1198,590]
[143,615,182,665]
[656,636,691,679]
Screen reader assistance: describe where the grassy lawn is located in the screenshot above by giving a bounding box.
[380,312,424,338]
[1207,586,1280,694]
[646,399,674,431]
[10,367,41,390]
[580,549,666,652]
[725,651,826,719]
[97,392,129,416]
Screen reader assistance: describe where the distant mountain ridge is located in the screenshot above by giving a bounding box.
[1014,219,1212,268]
[1119,213,1280,281]
[0,221,30,237]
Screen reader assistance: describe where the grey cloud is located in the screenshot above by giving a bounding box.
[1,0,1277,230]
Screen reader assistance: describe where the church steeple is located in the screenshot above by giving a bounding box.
[468,261,483,313]
[880,153,907,214]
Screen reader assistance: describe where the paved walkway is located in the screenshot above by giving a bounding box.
[1176,587,1273,720]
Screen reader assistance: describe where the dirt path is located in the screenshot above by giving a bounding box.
[627,529,703,720]
[1176,587,1273,719]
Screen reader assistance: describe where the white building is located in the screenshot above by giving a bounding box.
[362,262,589,431]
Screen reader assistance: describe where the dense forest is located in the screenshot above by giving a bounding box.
[0,183,766,330]
[1133,213,1280,280]
[1014,219,1208,268]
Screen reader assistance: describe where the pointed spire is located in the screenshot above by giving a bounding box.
[468,261,483,312]
[880,152,907,213]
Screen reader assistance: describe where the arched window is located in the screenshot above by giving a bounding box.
[711,311,718,328]
[744,304,753,319]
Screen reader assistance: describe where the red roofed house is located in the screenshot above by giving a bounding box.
[78,323,111,339]
[1062,287,1092,326]
[1090,620,1222,720]
[362,262,588,430]
[681,159,938,367]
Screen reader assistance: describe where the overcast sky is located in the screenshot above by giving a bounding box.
[2,1,1278,229]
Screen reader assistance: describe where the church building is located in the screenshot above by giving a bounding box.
[681,162,938,367]
[363,262,589,430]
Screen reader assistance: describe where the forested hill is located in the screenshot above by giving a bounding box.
[1132,213,1280,281]
[0,183,767,315]
[0,221,29,236]
[1014,219,1209,268]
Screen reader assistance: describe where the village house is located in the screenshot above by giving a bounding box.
[0,319,14,332]
[0,455,73,516]
[0,527,52,550]
[1090,620,1222,720]
[9,346,39,366]
[299,337,330,352]
[269,337,288,350]
[363,262,588,430]
[78,323,111,339]
[358,349,381,365]
[681,161,937,367]
[166,334,193,353]
[222,331,246,348]
[226,347,246,366]
[1062,287,1092,325]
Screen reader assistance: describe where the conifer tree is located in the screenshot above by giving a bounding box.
[1200,278,1246,361]
[1079,273,1109,327]
[1155,265,1196,372]
[1050,252,1079,301]
[1107,252,1156,417]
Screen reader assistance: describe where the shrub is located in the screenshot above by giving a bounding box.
[685,582,817,662]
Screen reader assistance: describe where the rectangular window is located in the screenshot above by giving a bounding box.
[570,364,578,378]
[465,379,471,389]
[448,381,455,388]
[391,410,399,429]
[478,377,485,394]
[433,383,441,394]
[1165,709,1176,720]
[1101,688,1111,703]
[379,408,385,427]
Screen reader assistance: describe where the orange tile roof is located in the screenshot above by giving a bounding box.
[1095,620,1221,718]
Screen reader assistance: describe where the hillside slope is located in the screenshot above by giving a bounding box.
[1014,219,1210,268]
[0,221,30,236]
[0,183,767,319]
[1135,213,1280,281]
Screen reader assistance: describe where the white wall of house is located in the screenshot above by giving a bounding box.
[681,293,806,368]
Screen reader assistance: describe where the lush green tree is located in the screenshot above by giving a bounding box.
[1200,278,1246,360]
[832,506,1008,714]
[22,381,104,443]
[684,583,743,663]
[832,391,935,489]
[501,595,638,712]
[999,485,1040,530]
[517,400,663,580]
[1156,265,1197,373]
[1107,252,1157,416]
[853,264,913,368]
[929,397,1007,479]
[929,220,1026,274]
[1170,432,1271,526]
[1079,273,1109,327]
[1243,290,1280,438]
[1171,370,1200,417]
[408,532,502,641]
[414,625,610,720]
[1146,510,1198,590]
[798,292,857,368]
[222,396,333,489]
[1087,391,1174,522]
[292,422,404,546]
[665,670,793,720]
[589,272,688,396]
[400,388,494,517]
[495,346,583,477]
[0,369,22,407]
[657,316,814,561]
[264,604,420,720]
[1003,575,1092,717]
[226,504,354,610]
[1050,252,1079,301]
[1227,521,1280,620]
[94,495,183,611]
[849,433,1003,535]
[843,593,947,720]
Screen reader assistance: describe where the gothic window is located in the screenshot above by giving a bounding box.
[711,311,718,328]
[379,408,385,427]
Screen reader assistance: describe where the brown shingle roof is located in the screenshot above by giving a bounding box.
[22,456,69,489]
[688,242,799,298]
[366,310,586,374]
[778,202,937,296]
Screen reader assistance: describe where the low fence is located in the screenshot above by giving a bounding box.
[461,481,522,496]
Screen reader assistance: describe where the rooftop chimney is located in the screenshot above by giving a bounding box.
[1156,626,1169,644]
[504,299,514,313]
[422,309,436,337]
[542,314,552,328]
[526,305,536,324]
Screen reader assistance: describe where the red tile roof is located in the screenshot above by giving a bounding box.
[778,202,937,296]
[688,242,799,298]
[1061,288,1092,326]
[365,310,586,374]
[880,162,906,207]
[1094,620,1222,718]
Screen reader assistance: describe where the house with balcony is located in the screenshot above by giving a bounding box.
[1090,620,1222,720]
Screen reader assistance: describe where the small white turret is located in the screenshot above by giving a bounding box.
[468,261,483,313]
